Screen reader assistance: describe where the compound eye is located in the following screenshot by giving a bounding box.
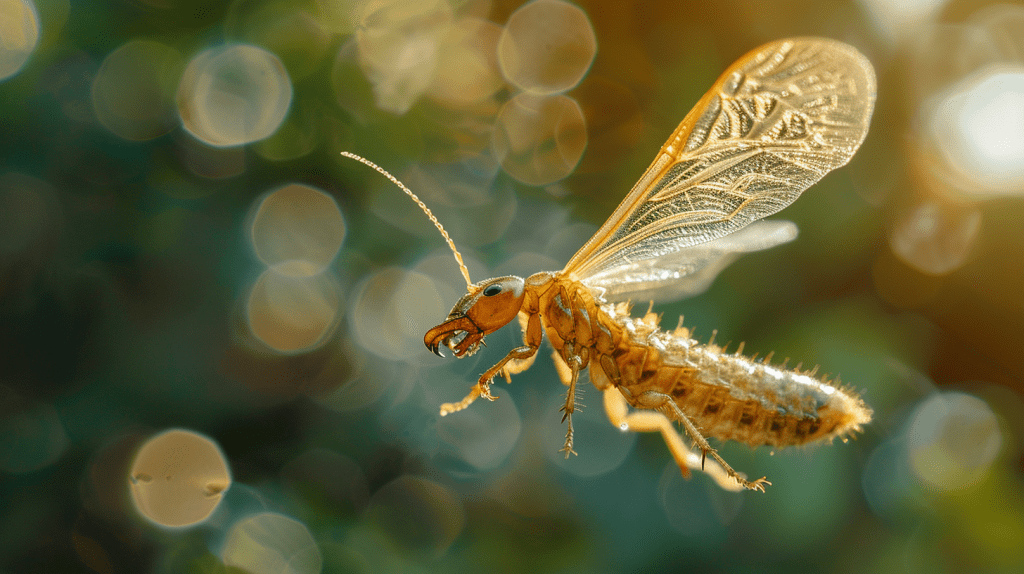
[483,285,502,297]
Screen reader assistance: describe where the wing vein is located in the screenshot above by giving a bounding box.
[559,38,875,303]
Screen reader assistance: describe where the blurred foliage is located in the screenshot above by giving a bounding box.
[2,0,1024,573]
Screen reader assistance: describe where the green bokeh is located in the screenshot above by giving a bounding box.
[2,0,1023,573]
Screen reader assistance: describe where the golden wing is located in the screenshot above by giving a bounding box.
[581,219,797,302]
[563,38,876,285]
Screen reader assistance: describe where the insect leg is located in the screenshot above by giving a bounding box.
[439,312,543,417]
[634,390,771,492]
[439,345,539,416]
[604,388,756,492]
[602,387,691,478]
[501,312,540,381]
[558,355,583,458]
[439,384,487,417]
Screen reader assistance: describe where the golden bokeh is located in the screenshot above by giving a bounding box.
[491,93,587,185]
[249,184,346,276]
[907,392,1002,491]
[220,512,322,574]
[427,16,504,107]
[349,267,445,360]
[0,0,38,81]
[355,0,453,113]
[128,429,231,528]
[177,44,293,147]
[926,68,1024,196]
[497,0,597,95]
[247,267,342,353]
[888,197,982,275]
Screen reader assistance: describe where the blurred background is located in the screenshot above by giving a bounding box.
[2,0,1023,572]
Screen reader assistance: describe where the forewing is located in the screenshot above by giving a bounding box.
[583,220,797,303]
[563,38,875,280]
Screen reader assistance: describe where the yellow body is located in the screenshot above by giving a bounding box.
[425,270,871,491]
[372,37,878,492]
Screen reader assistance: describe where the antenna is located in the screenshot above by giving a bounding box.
[340,152,474,290]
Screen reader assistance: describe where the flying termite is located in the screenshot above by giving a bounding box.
[343,37,875,492]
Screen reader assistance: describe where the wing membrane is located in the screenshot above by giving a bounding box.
[584,220,797,303]
[564,38,875,282]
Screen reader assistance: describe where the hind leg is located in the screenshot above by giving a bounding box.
[603,388,769,492]
[634,390,770,492]
[602,387,692,478]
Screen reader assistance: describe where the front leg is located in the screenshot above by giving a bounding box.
[439,312,543,416]
[500,312,540,379]
[439,345,539,416]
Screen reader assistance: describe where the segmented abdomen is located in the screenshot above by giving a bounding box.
[591,302,872,449]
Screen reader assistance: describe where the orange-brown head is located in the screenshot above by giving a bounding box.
[424,276,525,357]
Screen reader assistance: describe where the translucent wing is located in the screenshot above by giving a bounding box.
[563,38,876,287]
[584,220,797,303]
